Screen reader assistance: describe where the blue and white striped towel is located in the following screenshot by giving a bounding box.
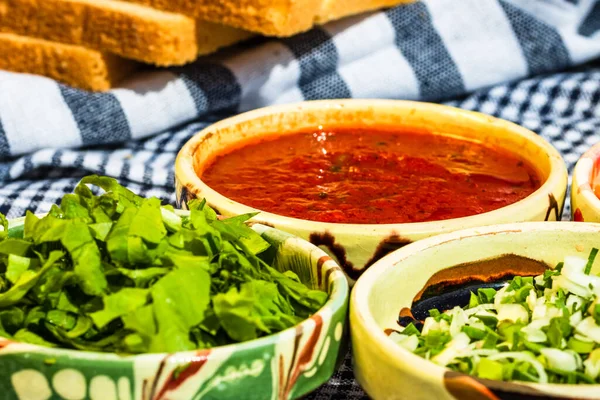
[0,0,599,160]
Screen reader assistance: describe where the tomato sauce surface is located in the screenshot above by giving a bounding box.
[201,129,541,224]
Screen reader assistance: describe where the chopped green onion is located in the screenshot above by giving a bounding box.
[516,286,533,302]
[478,288,496,304]
[475,314,498,327]
[482,330,500,349]
[429,309,441,320]
[462,326,486,340]
[584,248,599,275]
[468,292,479,308]
[402,322,420,336]
[593,304,600,325]
[546,317,572,349]
[567,337,595,354]
[522,338,544,354]
[396,254,600,385]
[477,358,504,380]
[498,322,524,343]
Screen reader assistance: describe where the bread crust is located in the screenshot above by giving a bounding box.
[0,0,251,65]
[316,0,415,23]
[120,0,415,36]
[118,0,323,36]
[0,33,138,91]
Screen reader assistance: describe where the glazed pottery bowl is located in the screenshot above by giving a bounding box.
[0,216,348,400]
[351,221,600,400]
[572,142,600,222]
[175,99,568,283]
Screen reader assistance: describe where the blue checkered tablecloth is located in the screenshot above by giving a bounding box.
[0,0,599,397]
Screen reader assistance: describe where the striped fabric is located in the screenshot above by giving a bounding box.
[0,0,599,159]
[1,63,598,218]
[0,58,598,400]
[0,0,599,397]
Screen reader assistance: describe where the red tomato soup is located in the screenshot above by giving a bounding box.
[201,129,542,224]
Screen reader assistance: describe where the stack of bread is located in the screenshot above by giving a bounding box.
[0,0,412,91]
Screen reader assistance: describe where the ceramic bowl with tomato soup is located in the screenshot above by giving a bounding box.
[0,216,348,400]
[351,222,600,400]
[175,99,568,283]
[572,142,600,222]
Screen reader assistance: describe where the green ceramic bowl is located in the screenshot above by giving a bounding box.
[175,99,568,285]
[351,222,600,400]
[0,217,349,400]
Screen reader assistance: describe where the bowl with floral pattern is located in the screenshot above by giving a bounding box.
[175,99,568,285]
[351,221,600,400]
[0,216,349,400]
[572,142,600,222]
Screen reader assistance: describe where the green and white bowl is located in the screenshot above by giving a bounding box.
[0,217,349,400]
[175,99,568,284]
[351,222,600,400]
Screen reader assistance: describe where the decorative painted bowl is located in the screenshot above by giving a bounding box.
[0,217,349,400]
[350,221,600,400]
[175,100,568,284]
[572,142,600,222]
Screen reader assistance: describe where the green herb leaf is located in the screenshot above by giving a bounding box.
[0,251,64,308]
[90,288,150,329]
[150,267,211,353]
[79,175,142,209]
[6,254,36,284]
[61,221,106,296]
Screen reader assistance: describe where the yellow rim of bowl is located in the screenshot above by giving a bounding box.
[175,99,568,236]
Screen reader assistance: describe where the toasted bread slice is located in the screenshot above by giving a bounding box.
[124,0,321,37]
[316,0,415,23]
[0,33,137,91]
[0,0,253,66]
[119,0,415,36]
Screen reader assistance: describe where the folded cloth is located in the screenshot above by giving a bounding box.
[0,0,599,160]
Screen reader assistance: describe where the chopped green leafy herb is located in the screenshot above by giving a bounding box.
[0,175,328,354]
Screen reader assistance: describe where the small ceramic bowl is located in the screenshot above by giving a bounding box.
[175,99,568,283]
[572,142,600,222]
[351,221,600,400]
[0,217,348,400]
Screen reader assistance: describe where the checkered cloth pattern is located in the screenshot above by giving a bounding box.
[1,62,598,220]
[0,0,599,398]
